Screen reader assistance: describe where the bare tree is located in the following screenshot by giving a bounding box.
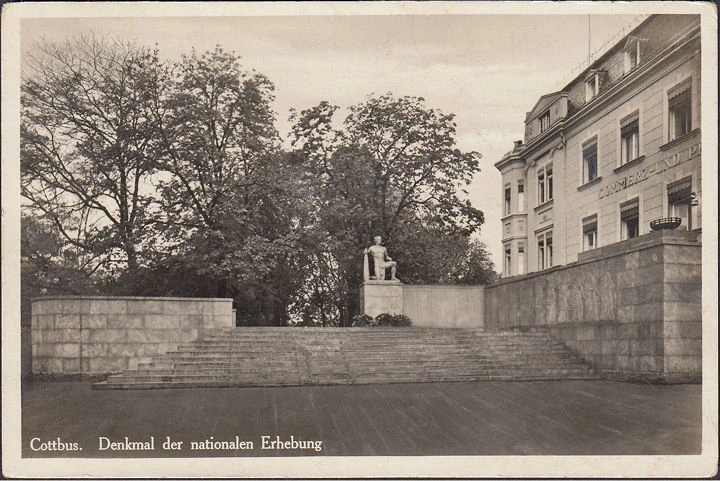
[21,34,168,288]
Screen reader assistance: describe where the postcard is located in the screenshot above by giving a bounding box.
[2,1,717,478]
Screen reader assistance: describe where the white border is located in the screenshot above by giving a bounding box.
[2,2,717,478]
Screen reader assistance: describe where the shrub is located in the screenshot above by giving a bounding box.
[350,314,375,327]
[292,318,321,327]
[374,313,412,327]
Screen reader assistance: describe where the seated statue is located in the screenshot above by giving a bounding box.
[363,236,398,281]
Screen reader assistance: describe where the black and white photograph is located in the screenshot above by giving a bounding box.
[2,2,717,478]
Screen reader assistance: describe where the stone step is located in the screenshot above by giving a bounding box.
[210,327,546,333]
[96,371,600,390]
[149,353,585,366]
[177,343,572,351]
[155,354,580,365]
[153,355,587,366]
[195,339,562,351]
[204,332,538,339]
[105,368,594,384]
[120,360,591,376]
[182,342,566,350]
[170,350,573,359]
[94,327,597,390]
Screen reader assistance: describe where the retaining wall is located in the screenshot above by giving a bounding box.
[484,229,701,382]
[31,296,233,376]
[403,285,484,328]
[360,283,484,328]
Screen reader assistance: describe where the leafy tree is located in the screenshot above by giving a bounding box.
[152,47,307,324]
[397,225,498,285]
[289,93,493,325]
[291,95,484,238]
[21,213,101,297]
[21,36,497,328]
[21,34,167,291]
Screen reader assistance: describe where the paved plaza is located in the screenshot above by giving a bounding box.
[22,380,700,457]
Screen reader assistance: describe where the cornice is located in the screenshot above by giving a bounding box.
[494,152,525,171]
[520,123,565,159]
[500,212,528,222]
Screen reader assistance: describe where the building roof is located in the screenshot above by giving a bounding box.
[524,92,566,123]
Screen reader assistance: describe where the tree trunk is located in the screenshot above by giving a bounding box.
[125,245,141,295]
[216,278,228,298]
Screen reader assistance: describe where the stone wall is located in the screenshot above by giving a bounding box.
[360,283,485,328]
[484,230,701,382]
[403,285,484,328]
[31,296,234,376]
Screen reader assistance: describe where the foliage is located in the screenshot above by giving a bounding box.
[290,94,484,240]
[397,226,498,285]
[21,213,102,297]
[291,318,323,328]
[350,314,374,327]
[289,93,494,325]
[348,313,412,327]
[147,46,311,324]
[20,36,497,327]
[288,247,347,327]
[374,313,413,327]
[21,34,167,291]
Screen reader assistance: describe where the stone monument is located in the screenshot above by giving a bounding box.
[360,236,402,317]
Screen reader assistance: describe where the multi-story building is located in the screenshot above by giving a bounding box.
[496,14,701,277]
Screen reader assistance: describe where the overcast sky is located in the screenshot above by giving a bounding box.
[22,13,642,267]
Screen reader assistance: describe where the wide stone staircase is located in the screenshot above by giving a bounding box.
[93,327,598,390]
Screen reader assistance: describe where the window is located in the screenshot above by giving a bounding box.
[504,187,511,216]
[668,178,692,230]
[582,214,598,251]
[624,39,641,73]
[668,81,692,141]
[582,137,598,184]
[620,198,640,240]
[620,112,640,165]
[539,111,551,133]
[585,70,606,103]
[537,164,553,204]
[517,182,525,213]
[537,231,553,270]
[585,75,599,101]
[504,245,512,277]
[517,245,525,275]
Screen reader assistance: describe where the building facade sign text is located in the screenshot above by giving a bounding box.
[599,143,700,199]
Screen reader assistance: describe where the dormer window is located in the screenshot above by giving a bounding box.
[585,77,597,101]
[585,70,602,102]
[539,111,551,133]
[623,36,644,74]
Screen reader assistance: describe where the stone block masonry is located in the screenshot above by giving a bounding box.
[484,230,701,383]
[403,285,484,328]
[31,296,234,376]
[360,280,403,318]
[360,282,485,328]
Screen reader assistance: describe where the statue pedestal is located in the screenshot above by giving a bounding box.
[360,280,403,318]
